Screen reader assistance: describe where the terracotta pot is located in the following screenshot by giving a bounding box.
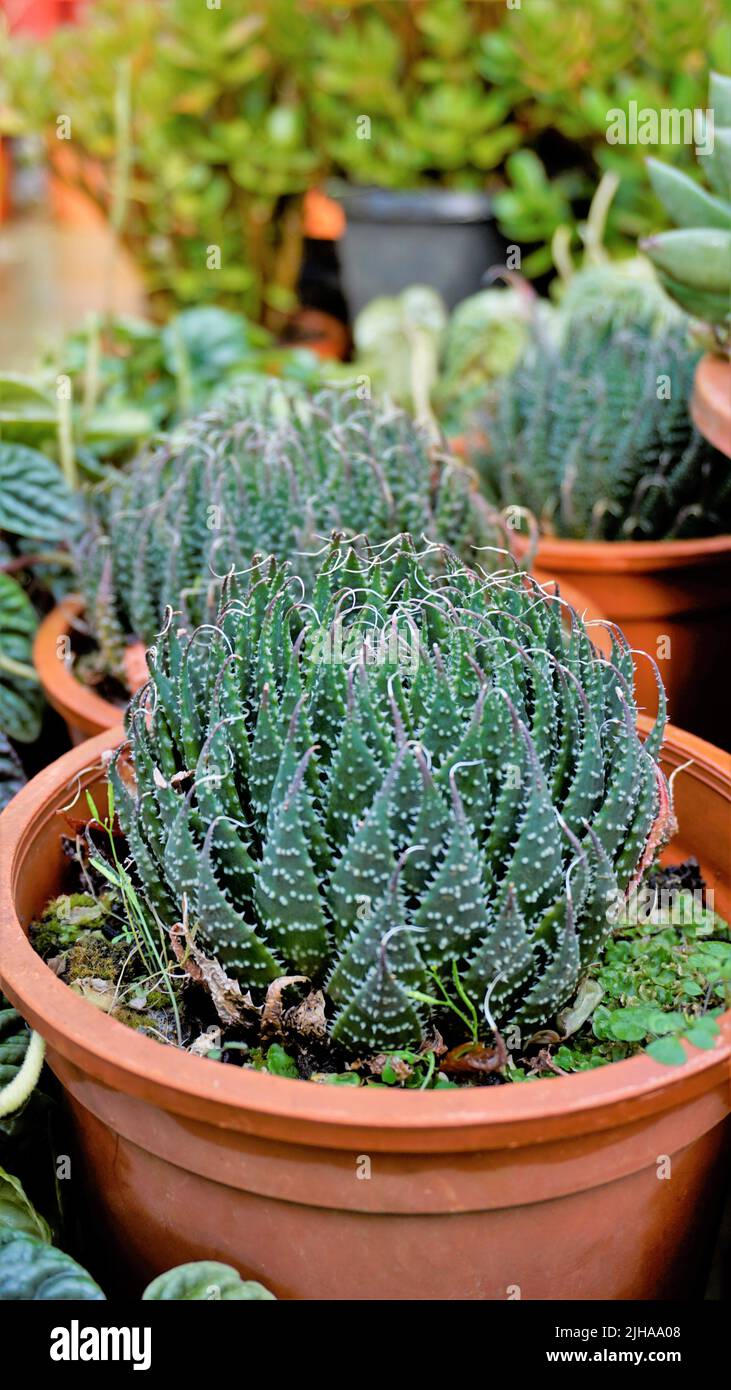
[0,138,11,223]
[280,308,348,361]
[511,532,731,751]
[1,720,730,1300]
[692,355,731,459]
[33,596,141,745]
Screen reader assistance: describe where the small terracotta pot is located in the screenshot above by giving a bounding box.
[0,720,729,1300]
[33,596,141,745]
[511,532,731,750]
[692,355,731,459]
[0,138,12,223]
[280,308,348,361]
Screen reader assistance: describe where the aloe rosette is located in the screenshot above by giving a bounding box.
[476,315,731,541]
[77,385,497,679]
[112,537,670,1055]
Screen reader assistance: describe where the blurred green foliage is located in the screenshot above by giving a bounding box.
[1,0,320,319]
[1,0,728,307]
[482,0,730,268]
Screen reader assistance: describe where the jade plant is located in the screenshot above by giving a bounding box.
[3,0,725,310]
[312,0,518,190]
[110,535,670,1056]
[641,71,731,351]
[477,315,731,541]
[483,0,726,276]
[1,0,318,321]
[76,386,498,678]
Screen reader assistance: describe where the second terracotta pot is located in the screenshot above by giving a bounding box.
[691,355,731,459]
[512,532,731,751]
[33,596,141,745]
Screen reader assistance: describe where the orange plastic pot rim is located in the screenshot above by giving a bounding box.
[512,530,731,575]
[33,596,123,736]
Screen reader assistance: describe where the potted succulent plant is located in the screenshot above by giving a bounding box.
[342,280,554,443]
[474,311,731,749]
[34,385,503,741]
[2,538,730,1299]
[641,71,731,459]
[1,309,315,746]
[312,2,513,316]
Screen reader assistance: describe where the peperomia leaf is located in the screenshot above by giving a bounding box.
[0,573,42,742]
[142,1261,275,1301]
[0,441,80,541]
[0,1230,106,1299]
[0,1168,52,1242]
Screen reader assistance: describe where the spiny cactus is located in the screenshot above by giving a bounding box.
[112,536,670,1057]
[477,315,731,541]
[76,385,498,679]
[641,72,731,341]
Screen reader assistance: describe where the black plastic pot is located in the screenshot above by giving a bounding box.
[331,185,504,318]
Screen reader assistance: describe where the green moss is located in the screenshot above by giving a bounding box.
[64,930,128,985]
[31,893,115,958]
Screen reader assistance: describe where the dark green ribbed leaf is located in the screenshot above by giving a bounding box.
[0,443,79,541]
[0,732,25,810]
[0,574,42,742]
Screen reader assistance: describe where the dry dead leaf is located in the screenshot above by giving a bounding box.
[170,921,251,1027]
[367,1052,414,1082]
[260,975,310,1038]
[189,1025,222,1058]
[440,1036,507,1076]
[284,989,327,1041]
[69,978,116,1012]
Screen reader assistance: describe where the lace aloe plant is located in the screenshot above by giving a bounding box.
[112,536,670,1056]
[76,385,497,678]
[477,315,731,541]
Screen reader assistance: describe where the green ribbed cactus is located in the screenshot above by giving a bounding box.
[77,385,497,679]
[112,536,670,1056]
[641,72,731,341]
[478,315,731,541]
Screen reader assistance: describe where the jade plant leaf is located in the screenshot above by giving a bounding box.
[142,1261,276,1301]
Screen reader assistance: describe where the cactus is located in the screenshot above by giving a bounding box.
[112,535,670,1057]
[477,315,731,541]
[641,72,731,340]
[76,385,498,678]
